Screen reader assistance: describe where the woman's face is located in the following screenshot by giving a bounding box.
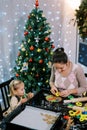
[53,62,67,73]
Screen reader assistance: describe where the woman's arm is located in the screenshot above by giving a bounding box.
[60,89,78,97]
[49,65,55,88]
[75,65,87,95]
[49,66,58,94]
[62,65,87,97]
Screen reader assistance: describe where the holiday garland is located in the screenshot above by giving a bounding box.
[75,0,87,39]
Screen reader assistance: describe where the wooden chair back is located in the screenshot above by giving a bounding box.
[0,78,13,120]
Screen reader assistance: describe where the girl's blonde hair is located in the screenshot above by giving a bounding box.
[9,79,24,96]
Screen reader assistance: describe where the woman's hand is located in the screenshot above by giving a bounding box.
[60,88,78,97]
[50,86,58,95]
[60,90,71,97]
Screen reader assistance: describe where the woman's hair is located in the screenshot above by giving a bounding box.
[9,79,23,96]
[52,47,68,64]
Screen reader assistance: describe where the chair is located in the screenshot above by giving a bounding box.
[0,78,14,120]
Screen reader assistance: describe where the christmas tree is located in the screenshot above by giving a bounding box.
[75,0,87,39]
[13,0,55,93]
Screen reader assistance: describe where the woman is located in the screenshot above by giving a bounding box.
[49,47,87,97]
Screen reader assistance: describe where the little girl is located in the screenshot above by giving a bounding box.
[4,79,34,116]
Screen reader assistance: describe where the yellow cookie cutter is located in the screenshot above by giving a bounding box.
[76,102,82,107]
[55,91,60,97]
[69,110,76,116]
[84,107,87,111]
[79,114,85,122]
[79,117,84,122]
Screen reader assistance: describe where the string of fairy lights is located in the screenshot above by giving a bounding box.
[0,0,83,82]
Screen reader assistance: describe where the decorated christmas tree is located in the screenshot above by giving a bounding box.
[75,0,87,39]
[13,0,55,93]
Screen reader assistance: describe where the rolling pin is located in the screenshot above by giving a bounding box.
[64,97,87,104]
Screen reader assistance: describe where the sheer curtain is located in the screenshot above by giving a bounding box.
[0,0,77,83]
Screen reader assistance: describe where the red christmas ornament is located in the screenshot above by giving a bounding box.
[39,59,43,64]
[29,46,34,51]
[36,73,39,77]
[51,44,55,48]
[24,31,28,36]
[29,58,33,62]
[28,15,30,19]
[45,48,49,52]
[18,51,20,56]
[35,0,39,8]
[16,73,19,77]
[28,26,32,30]
[45,37,50,42]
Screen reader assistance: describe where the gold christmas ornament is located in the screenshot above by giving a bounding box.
[46,80,48,83]
[22,48,26,51]
[26,53,28,56]
[48,61,52,68]
[21,44,24,48]
[28,39,30,43]
[43,68,45,71]
[50,51,53,55]
[37,48,42,52]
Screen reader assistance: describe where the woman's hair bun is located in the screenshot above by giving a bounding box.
[58,47,64,52]
[54,47,64,53]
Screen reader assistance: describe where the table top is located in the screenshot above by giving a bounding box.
[11,106,61,130]
[4,88,87,130]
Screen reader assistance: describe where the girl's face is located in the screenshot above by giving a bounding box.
[16,83,25,97]
[53,63,67,73]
